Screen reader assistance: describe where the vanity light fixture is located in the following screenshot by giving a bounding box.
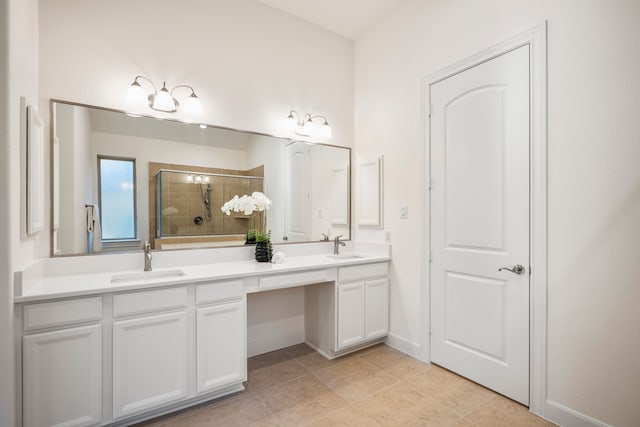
[126,75,202,116]
[285,110,332,140]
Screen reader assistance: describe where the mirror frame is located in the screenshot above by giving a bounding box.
[49,99,352,257]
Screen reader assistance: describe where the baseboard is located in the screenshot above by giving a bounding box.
[384,333,422,360]
[247,330,304,357]
[545,400,611,427]
[305,338,384,360]
[107,383,244,426]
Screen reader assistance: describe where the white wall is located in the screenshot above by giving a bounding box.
[0,3,11,426]
[355,1,640,426]
[0,0,39,425]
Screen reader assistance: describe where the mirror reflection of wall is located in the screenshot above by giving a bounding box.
[52,101,351,256]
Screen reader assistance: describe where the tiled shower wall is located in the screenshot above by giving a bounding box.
[149,162,264,247]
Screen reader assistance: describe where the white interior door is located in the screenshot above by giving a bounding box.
[430,45,530,404]
[284,142,309,242]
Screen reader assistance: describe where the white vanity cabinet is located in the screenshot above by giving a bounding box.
[195,280,246,394]
[111,287,190,419]
[22,297,103,427]
[305,262,389,359]
[16,251,391,425]
[336,264,389,350]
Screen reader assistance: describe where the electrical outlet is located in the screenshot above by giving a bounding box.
[400,205,408,219]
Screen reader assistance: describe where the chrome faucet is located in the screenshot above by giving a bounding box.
[333,235,346,255]
[143,241,152,271]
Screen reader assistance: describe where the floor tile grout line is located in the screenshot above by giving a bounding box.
[399,377,469,421]
[248,357,313,392]
[251,388,281,425]
[251,370,314,395]
[453,392,498,420]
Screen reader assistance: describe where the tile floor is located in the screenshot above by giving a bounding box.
[137,344,555,427]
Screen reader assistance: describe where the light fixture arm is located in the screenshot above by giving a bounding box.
[309,114,329,125]
[170,84,198,97]
[131,75,158,95]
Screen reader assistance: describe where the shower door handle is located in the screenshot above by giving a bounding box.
[498,264,526,275]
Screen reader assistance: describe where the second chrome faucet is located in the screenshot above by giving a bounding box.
[333,235,346,255]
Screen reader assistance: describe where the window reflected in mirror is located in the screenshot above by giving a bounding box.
[98,156,137,241]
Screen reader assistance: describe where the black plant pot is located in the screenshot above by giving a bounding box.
[255,241,272,262]
[245,237,256,245]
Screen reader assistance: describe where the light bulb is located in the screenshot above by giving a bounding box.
[301,117,317,136]
[318,121,332,140]
[284,112,298,134]
[152,83,176,112]
[186,175,194,182]
[195,175,202,183]
[182,93,202,116]
[126,81,146,111]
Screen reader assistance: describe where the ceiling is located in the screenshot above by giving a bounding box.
[256,0,406,40]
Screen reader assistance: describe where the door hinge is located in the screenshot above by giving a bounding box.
[428,250,432,263]
[428,103,433,117]
[428,177,433,190]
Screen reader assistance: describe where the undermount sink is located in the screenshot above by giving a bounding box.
[110,269,186,284]
[327,254,364,260]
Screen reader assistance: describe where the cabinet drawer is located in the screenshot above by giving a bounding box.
[24,297,102,331]
[260,270,328,291]
[196,280,244,305]
[339,263,388,282]
[113,287,187,318]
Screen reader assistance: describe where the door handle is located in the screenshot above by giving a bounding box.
[498,264,526,275]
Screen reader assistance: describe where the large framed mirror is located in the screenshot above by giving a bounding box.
[51,100,351,256]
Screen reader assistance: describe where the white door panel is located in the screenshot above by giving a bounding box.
[430,45,530,404]
[196,301,246,393]
[284,142,309,242]
[112,311,188,418]
[365,279,389,340]
[336,282,365,349]
[23,325,102,427]
[445,86,506,250]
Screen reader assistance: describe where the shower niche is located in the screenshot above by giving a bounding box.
[151,163,264,249]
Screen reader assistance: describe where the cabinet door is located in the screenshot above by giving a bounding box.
[23,324,102,427]
[365,278,389,340]
[196,301,246,393]
[113,311,188,419]
[336,282,366,349]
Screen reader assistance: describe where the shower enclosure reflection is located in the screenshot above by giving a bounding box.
[154,168,265,249]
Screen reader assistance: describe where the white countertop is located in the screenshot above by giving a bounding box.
[15,242,391,303]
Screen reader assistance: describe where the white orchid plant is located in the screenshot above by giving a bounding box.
[220,191,272,216]
[221,191,272,241]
